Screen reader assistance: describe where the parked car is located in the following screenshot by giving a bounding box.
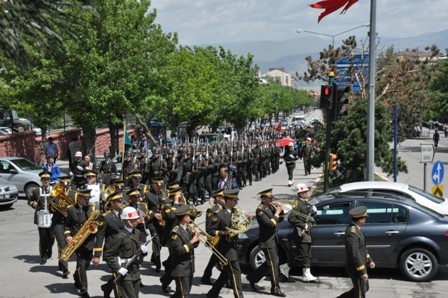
[0,157,42,198]
[0,126,12,135]
[238,192,448,282]
[329,181,448,215]
[0,177,19,208]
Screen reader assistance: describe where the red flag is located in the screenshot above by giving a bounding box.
[309,0,358,23]
[275,121,282,132]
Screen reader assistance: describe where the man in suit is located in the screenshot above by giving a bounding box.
[206,189,245,298]
[246,189,286,297]
[64,188,97,298]
[168,205,200,297]
[338,206,375,298]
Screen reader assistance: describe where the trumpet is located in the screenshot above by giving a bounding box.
[189,221,228,266]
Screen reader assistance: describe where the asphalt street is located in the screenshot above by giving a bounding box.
[2,115,448,297]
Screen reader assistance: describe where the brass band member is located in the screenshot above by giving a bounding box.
[287,183,319,282]
[103,206,148,298]
[246,189,286,297]
[28,171,54,265]
[168,205,200,298]
[144,177,165,272]
[127,169,148,198]
[200,188,225,285]
[127,188,150,243]
[206,189,244,298]
[64,188,95,298]
[51,175,72,278]
[160,186,185,293]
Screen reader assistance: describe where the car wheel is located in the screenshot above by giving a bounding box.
[249,245,266,270]
[399,248,438,282]
[25,183,39,199]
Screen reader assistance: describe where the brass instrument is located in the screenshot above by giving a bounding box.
[102,184,116,204]
[189,221,228,266]
[49,182,74,217]
[189,205,203,219]
[60,210,100,262]
[227,207,252,237]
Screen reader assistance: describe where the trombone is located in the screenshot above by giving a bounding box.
[189,221,228,267]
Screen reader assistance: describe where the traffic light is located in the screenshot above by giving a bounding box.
[333,84,350,118]
[329,153,337,172]
[319,85,333,110]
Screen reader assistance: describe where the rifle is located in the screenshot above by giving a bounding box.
[100,235,155,294]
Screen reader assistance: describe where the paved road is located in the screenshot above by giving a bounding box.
[2,114,448,297]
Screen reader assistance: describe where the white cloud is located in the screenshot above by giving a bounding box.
[150,0,448,45]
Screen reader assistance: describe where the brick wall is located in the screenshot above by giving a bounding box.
[0,128,130,162]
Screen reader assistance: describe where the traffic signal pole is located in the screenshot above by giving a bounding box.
[323,72,334,193]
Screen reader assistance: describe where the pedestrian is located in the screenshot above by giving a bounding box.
[71,151,85,189]
[44,137,59,162]
[42,156,61,183]
[433,130,440,148]
[337,206,375,298]
[284,142,298,186]
[103,206,148,298]
[68,134,82,168]
[286,183,319,282]
[247,188,286,297]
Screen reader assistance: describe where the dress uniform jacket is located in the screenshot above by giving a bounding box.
[345,222,372,277]
[256,203,283,248]
[169,225,196,277]
[94,210,124,258]
[160,199,183,246]
[64,204,97,252]
[207,207,238,261]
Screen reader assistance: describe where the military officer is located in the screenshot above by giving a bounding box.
[338,206,375,298]
[168,205,200,298]
[146,147,167,182]
[99,151,117,186]
[247,189,286,297]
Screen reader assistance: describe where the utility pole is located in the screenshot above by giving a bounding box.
[323,72,334,192]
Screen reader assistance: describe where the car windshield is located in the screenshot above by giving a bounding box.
[408,185,446,204]
[11,158,41,171]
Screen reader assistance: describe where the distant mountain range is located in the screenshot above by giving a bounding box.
[198,29,448,88]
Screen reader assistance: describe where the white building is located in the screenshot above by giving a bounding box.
[260,68,292,87]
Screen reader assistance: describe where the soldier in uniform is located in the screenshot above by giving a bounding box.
[245,146,254,187]
[28,171,54,265]
[201,188,225,285]
[122,151,137,185]
[99,151,117,186]
[137,149,149,184]
[160,187,186,293]
[284,142,299,187]
[64,188,96,298]
[49,175,72,278]
[71,151,85,189]
[287,183,319,282]
[144,177,165,272]
[181,148,196,204]
[146,147,167,183]
[126,169,149,200]
[206,189,244,298]
[168,205,200,298]
[195,146,208,205]
[300,138,313,176]
[247,189,286,297]
[92,192,125,298]
[127,188,150,243]
[252,140,262,182]
[166,148,181,184]
[103,206,148,298]
[338,206,375,298]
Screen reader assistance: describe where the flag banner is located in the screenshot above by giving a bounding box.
[309,0,358,23]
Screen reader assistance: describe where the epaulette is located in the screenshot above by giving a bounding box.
[102,210,112,217]
[257,209,264,217]
[172,225,179,233]
[349,226,357,233]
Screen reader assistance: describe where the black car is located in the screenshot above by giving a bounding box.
[237,193,448,282]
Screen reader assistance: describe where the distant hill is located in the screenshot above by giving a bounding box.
[197,29,448,83]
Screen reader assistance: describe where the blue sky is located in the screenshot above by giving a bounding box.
[150,0,448,45]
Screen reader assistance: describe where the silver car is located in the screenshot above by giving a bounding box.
[0,177,18,208]
[0,157,41,198]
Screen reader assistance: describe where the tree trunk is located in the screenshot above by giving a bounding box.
[82,126,97,160]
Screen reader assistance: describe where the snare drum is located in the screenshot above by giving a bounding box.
[37,210,53,228]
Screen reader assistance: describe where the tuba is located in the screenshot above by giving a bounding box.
[227,207,252,237]
[49,182,73,217]
[60,210,100,262]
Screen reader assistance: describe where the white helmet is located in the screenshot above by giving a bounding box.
[295,183,309,193]
[121,206,139,220]
[288,142,294,147]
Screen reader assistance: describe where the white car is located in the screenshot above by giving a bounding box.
[329,181,448,215]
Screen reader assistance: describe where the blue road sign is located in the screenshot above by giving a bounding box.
[432,161,444,185]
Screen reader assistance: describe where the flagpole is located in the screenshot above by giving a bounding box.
[366,0,377,181]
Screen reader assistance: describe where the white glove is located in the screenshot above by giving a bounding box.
[311,205,317,213]
[118,267,128,276]
[304,224,309,231]
[76,165,83,171]
[140,245,148,254]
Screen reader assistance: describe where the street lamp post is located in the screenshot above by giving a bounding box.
[296,24,369,192]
